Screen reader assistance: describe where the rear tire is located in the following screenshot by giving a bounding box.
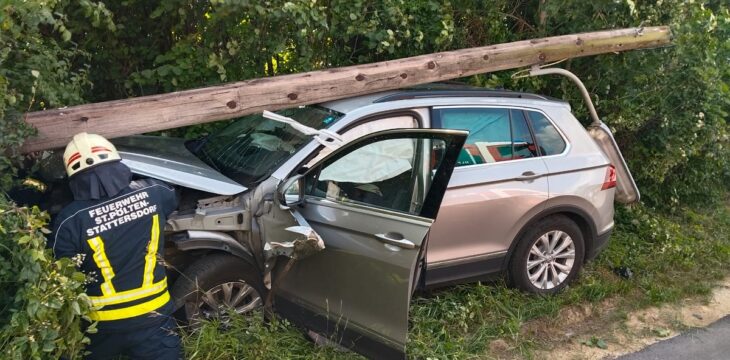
[508,215,585,294]
[170,253,266,324]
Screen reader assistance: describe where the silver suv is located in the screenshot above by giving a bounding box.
[83,85,637,358]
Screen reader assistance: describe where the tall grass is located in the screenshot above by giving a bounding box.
[183,202,730,359]
[181,312,352,360]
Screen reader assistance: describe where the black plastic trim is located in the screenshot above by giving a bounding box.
[586,228,612,261]
[424,256,504,289]
[374,90,555,103]
[521,109,544,156]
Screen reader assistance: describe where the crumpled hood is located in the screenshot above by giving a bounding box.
[113,135,247,196]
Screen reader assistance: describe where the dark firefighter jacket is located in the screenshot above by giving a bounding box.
[52,178,178,331]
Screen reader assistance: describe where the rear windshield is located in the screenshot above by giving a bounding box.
[195,106,343,187]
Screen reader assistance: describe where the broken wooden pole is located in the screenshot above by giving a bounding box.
[21,26,671,153]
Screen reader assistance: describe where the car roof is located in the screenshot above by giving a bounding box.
[318,83,565,114]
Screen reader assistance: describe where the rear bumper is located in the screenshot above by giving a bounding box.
[586,228,612,261]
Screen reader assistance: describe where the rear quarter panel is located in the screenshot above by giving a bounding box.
[541,107,614,234]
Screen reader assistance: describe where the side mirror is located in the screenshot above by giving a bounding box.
[277,174,304,209]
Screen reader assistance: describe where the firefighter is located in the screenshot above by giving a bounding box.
[51,133,182,360]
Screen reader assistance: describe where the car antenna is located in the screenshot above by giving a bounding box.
[262,110,344,149]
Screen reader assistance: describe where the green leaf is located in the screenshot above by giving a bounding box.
[42,340,55,352]
[47,298,62,309]
[72,271,86,282]
[30,249,44,260]
[150,7,164,19]
[581,336,608,349]
[71,300,81,315]
[26,299,40,317]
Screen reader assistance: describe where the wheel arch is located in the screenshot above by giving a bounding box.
[503,205,598,270]
[168,230,259,270]
[168,250,266,322]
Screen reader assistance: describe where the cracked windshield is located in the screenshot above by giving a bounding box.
[195,106,342,186]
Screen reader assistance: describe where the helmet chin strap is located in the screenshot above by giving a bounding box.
[68,161,132,201]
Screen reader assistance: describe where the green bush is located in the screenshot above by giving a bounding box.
[0,0,113,192]
[0,3,109,357]
[0,1,728,357]
[0,196,92,359]
[56,0,728,208]
[2,1,728,207]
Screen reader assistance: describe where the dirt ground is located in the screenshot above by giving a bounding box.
[509,277,730,360]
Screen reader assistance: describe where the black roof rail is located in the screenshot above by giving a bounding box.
[373,89,557,103]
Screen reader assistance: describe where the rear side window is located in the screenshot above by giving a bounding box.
[527,111,566,155]
[436,108,537,166]
[510,110,538,159]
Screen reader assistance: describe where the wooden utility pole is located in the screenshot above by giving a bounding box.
[21,26,671,153]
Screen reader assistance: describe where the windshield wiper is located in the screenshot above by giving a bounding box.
[262,110,344,150]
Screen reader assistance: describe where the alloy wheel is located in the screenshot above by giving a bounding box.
[526,230,576,290]
[191,281,263,323]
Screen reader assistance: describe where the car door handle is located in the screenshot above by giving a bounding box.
[517,171,543,181]
[374,233,416,249]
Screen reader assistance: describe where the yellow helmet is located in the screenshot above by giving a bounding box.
[63,132,121,177]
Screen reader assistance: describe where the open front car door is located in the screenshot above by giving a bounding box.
[271,129,467,359]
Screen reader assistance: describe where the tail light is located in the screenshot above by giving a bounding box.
[601,165,617,190]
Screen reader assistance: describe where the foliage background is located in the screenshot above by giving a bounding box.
[2,0,727,207]
[0,0,728,358]
[0,196,93,359]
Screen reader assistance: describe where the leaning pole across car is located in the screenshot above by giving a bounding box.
[20,26,671,153]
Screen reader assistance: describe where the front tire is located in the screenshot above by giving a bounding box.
[170,253,266,324]
[508,216,585,294]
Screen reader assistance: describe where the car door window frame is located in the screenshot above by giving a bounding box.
[510,109,540,159]
[283,110,430,213]
[306,137,425,215]
[283,109,426,174]
[431,105,571,168]
[334,111,430,217]
[338,110,425,133]
[298,129,467,220]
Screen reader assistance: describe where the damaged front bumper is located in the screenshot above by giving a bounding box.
[165,178,325,290]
